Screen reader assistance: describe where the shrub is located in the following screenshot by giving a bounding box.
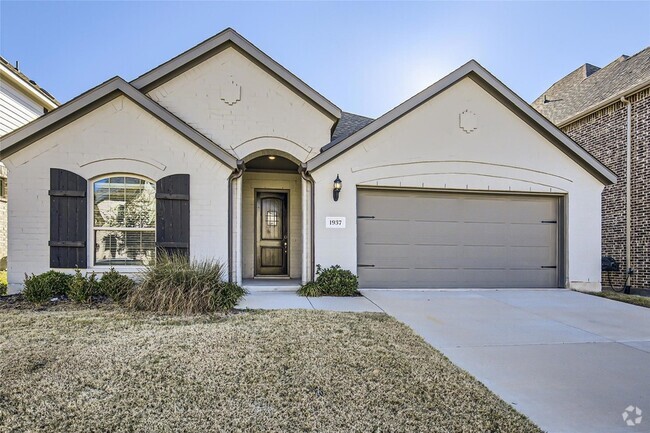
[213,282,247,311]
[298,264,359,297]
[68,269,98,304]
[98,268,135,302]
[0,271,7,296]
[23,270,73,304]
[297,281,321,297]
[127,253,247,314]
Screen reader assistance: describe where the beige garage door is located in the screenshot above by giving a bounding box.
[357,189,560,288]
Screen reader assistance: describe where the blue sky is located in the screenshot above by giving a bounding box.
[1,1,649,118]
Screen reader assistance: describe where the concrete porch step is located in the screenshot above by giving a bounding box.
[242,278,302,292]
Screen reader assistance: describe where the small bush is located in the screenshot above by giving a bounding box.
[98,268,135,302]
[127,253,247,314]
[0,271,7,296]
[213,282,247,311]
[297,281,321,297]
[298,265,359,297]
[68,269,98,304]
[23,270,73,304]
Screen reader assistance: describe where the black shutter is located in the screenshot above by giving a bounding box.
[49,168,87,268]
[156,174,190,258]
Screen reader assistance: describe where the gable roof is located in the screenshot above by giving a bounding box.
[0,56,60,110]
[0,76,237,168]
[131,28,342,120]
[532,47,650,125]
[307,60,616,185]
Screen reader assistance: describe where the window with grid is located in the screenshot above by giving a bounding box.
[93,176,156,266]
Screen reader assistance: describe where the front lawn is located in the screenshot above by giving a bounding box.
[0,307,541,432]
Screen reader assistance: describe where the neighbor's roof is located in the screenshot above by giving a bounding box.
[532,47,650,126]
[0,56,60,108]
[308,59,616,186]
[131,28,341,120]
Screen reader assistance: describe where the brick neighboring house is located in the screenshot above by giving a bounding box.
[533,47,650,290]
[0,56,60,268]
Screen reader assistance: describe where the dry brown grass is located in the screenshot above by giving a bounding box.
[0,308,542,432]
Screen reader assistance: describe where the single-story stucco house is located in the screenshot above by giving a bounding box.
[0,28,615,293]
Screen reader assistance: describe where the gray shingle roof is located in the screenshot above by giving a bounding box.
[322,111,374,152]
[532,47,650,125]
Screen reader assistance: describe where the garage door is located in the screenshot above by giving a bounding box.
[357,189,560,288]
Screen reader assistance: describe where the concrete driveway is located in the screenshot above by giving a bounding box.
[362,289,650,433]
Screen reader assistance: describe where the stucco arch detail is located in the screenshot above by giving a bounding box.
[233,136,313,163]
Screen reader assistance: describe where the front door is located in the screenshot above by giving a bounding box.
[255,191,288,276]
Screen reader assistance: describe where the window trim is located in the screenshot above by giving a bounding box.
[0,176,7,201]
[89,173,156,269]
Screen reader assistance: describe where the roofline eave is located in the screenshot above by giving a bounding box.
[306,60,616,186]
[0,63,59,110]
[0,77,238,169]
[130,28,342,121]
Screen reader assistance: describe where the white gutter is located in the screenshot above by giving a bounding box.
[620,96,633,291]
[0,63,59,111]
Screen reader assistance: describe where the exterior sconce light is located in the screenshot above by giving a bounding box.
[333,174,342,201]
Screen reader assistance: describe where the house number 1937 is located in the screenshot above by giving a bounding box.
[326,217,346,228]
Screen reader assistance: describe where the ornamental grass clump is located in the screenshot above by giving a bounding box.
[127,252,246,314]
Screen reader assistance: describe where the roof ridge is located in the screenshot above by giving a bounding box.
[130,28,341,120]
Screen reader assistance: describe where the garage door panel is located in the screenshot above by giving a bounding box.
[411,221,462,244]
[357,189,560,289]
[360,245,461,268]
[460,222,509,245]
[358,220,409,244]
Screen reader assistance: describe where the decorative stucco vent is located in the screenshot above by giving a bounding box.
[220,77,241,106]
[459,109,478,133]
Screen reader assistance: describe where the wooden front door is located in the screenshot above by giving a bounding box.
[255,192,288,276]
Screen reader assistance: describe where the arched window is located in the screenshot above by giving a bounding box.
[93,175,156,266]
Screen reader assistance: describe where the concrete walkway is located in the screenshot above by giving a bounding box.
[236,291,383,313]
[362,289,650,433]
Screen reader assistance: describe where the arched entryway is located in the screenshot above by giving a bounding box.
[230,151,313,289]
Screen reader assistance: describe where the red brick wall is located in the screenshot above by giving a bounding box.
[563,89,650,289]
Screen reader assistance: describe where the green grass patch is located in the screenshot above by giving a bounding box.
[589,291,650,308]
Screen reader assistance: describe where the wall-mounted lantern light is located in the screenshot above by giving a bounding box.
[333,174,342,201]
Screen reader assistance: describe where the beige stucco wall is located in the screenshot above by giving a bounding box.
[147,47,334,163]
[2,95,232,293]
[311,77,605,291]
[241,171,302,279]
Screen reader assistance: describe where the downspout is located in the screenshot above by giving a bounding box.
[299,164,316,281]
[620,96,632,293]
[227,160,245,283]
